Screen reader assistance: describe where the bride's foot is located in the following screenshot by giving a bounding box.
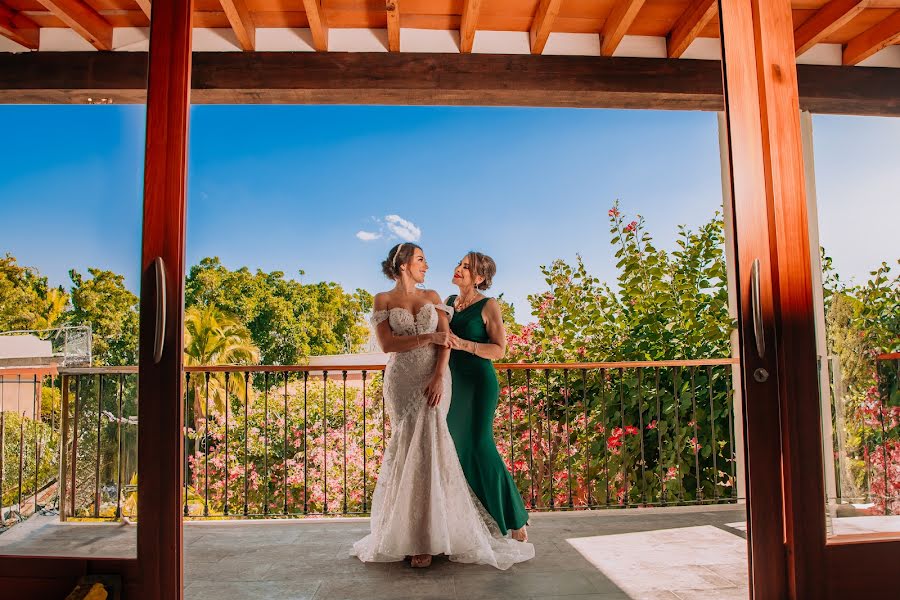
[511,526,528,542]
[411,554,432,568]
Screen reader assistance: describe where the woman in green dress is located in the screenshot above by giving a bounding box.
[447,251,529,542]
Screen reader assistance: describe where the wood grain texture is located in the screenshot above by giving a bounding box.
[459,0,481,52]
[34,0,113,50]
[1,52,898,115]
[718,0,790,596]
[794,0,869,55]
[0,3,40,49]
[134,0,151,19]
[600,0,646,56]
[138,1,193,599]
[386,0,400,51]
[302,0,329,51]
[667,0,717,57]
[529,0,562,55]
[219,0,255,50]
[842,8,900,63]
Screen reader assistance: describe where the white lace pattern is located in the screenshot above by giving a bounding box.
[351,304,534,569]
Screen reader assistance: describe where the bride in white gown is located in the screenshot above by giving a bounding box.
[351,243,534,570]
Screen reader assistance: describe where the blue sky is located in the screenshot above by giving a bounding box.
[1,105,897,324]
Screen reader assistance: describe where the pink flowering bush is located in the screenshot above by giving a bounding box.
[185,373,386,516]
[492,204,738,508]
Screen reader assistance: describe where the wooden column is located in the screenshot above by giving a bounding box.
[138,1,193,599]
[718,0,826,598]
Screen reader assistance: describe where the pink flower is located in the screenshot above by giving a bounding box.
[576,346,587,357]
[608,207,619,217]
[646,420,658,430]
[624,425,639,436]
[624,221,637,233]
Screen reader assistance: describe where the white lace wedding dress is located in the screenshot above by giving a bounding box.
[351,303,535,570]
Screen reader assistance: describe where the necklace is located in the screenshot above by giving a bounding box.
[454,291,480,312]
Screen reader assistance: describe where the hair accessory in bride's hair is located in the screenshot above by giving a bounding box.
[392,243,407,269]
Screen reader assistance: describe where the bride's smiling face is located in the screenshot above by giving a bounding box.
[402,248,428,284]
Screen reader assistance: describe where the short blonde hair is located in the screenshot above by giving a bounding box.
[467,251,496,291]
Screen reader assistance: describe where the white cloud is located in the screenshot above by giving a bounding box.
[356,230,382,241]
[385,214,422,242]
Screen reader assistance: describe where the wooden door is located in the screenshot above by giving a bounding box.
[719,0,900,597]
[0,2,193,598]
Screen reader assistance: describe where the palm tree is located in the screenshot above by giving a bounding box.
[184,305,259,431]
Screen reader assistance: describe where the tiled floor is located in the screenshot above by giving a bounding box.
[0,505,757,599]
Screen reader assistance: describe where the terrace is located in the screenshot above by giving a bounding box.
[2,0,899,597]
[0,354,897,598]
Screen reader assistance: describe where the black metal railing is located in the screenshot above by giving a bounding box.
[57,358,740,520]
[0,368,60,526]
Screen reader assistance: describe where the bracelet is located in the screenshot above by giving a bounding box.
[416,334,421,346]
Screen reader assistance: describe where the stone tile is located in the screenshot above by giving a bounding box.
[531,595,630,600]
[313,573,456,600]
[185,554,275,582]
[453,570,597,599]
[699,563,749,587]
[185,580,321,600]
[671,588,748,600]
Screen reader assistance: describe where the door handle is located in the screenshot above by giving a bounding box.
[153,256,166,364]
[750,258,765,359]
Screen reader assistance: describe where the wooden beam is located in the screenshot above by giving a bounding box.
[460,0,482,53]
[0,4,40,50]
[302,0,328,51]
[843,9,900,64]
[387,0,400,52]
[134,0,151,19]
[600,0,646,57]
[219,0,255,51]
[794,0,869,56]
[529,0,562,55]
[667,0,717,58]
[1,52,898,116]
[34,0,112,51]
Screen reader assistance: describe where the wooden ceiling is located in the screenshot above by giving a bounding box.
[1,0,898,65]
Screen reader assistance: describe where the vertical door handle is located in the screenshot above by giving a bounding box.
[751,258,765,359]
[153,256,167,364]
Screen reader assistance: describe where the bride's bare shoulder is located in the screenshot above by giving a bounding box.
[423,289,443,305]
[373,291,392,310]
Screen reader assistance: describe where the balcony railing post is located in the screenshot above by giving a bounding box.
[263,371,269,516]
[582,368,590,507]
[283,371,289,516]
[323,371,328,514]
[71,375,80,518]
[116,373,124,520]
[637,368,646,506]
[708,366,718,503]
[224,371,230,516]
[362,370,367,513]
[183,372,191,517]
[93,375,103,518]
[342,371,348,515]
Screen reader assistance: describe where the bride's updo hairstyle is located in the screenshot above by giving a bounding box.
[382,242,422,280]
[467,251,496,291]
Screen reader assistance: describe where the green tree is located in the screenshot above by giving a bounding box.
[67,269,139,366]
[184,304,259,425]
[185,257,371,364]
[0,253,69,332]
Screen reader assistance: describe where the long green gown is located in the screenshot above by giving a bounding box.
[447,295,529,535]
